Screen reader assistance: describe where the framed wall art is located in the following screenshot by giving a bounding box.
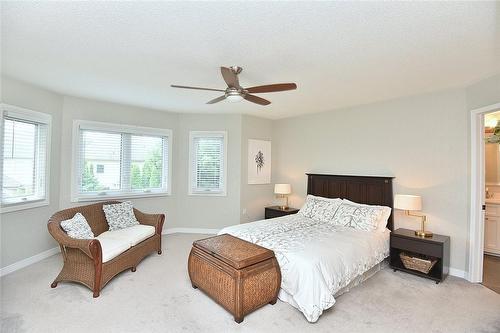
[248,139,271,184]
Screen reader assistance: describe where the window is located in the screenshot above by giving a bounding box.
[1,104,51,212]
[96,164,104,173]
[189,131,227,195]
[72,120,171,201]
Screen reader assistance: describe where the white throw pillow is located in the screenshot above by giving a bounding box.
[60,213,95,239]
[331,200,388,232]
[298,195,342,223]
[102,201,140,231]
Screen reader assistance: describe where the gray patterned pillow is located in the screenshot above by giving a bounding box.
[298,195,342,223]
[330,201,383,231]
[103,201,140,231]
[60,213,95,239]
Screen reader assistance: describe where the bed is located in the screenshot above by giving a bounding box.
[218,174,394,322]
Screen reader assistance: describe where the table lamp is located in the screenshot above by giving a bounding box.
[394,194,432,237]
[274,184,291,210]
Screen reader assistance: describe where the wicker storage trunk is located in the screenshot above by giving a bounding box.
[188,234,281,323]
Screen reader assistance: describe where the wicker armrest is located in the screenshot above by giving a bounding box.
[134,209,165,235]
[47,219,101,259]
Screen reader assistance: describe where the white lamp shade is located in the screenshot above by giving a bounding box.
[394,194,422,211]
[274,184,291,195]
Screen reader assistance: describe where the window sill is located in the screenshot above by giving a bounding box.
[188,191,227,197]
[72,191,171,203]
[1,199,50,214]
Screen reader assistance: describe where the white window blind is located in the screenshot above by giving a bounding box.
[1,105,51,211]
[74,121,171,201]
[189,131,227,195]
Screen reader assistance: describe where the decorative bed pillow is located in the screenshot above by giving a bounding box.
[330,200,386,232]
[298,195,342,223]
[341,200,391,232]
[60,213,95,239]
[102,201,140,231]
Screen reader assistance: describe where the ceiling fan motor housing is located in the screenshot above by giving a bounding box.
[230,66,243,74]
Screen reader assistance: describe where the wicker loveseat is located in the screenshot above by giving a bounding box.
[47,201,165,297]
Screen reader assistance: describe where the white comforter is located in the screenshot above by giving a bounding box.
[218,214,390,322]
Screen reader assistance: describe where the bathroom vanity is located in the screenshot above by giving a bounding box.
[485,200,500,255]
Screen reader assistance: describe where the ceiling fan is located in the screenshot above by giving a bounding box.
[171,66,297,106]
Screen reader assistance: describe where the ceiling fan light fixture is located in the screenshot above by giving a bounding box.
[225,91,244,102]
[171,66,297,106]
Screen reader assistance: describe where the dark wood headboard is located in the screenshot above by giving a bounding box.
[306,174,395,231]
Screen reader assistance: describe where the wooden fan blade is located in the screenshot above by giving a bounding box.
[206,95,227,104]
[246,83,297,94]
[171,85,225,92]
[220,67,241,89]
[244,94,271,106]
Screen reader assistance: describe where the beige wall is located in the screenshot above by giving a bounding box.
[58,96,180,228]
[272,89,470,272]
[0,78,257,269]
[2,73,500,275]
[1,77,63,267]
[176,113,242,229]
[240,115,275,223]
[271,74,500,274]
[485,144,500,184]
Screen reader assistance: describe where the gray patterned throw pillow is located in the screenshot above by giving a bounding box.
[60,213,95,239]
[103,201,140,231]
[330,201,383,231]
[298,195,342,223]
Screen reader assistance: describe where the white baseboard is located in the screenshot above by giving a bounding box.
[0,228,219,278]
[0,235,471,282]
[162,227,219,235]
[1,246,60,277]
[449,267,467,280]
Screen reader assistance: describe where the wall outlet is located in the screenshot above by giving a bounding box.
[242,208,247,215]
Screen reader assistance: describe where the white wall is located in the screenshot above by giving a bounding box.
[466,75,500,111]
[1,77,63,267]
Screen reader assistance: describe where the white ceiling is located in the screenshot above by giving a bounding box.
[1,2,499,119]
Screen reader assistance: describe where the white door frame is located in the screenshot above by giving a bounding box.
[469,102,500,282]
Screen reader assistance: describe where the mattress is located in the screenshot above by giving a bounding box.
[219,214,390,322]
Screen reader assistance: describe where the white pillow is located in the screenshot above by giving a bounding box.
[60,213,95,239]
[331,200,390,232]
[298,195,342,223]
[103,201,140,231]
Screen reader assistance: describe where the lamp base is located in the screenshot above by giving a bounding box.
[415,230,433,238]
[279,205,289,211]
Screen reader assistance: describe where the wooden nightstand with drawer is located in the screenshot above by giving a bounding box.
[265,206,299,219]
[390,228,450,283]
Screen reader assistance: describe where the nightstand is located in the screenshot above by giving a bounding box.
[390,228,450,283]
[265,206,299,219]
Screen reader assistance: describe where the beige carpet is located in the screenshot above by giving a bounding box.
[2,233,500,333]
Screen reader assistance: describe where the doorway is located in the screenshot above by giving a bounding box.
[483,111,500,293]
[469,102,500,291]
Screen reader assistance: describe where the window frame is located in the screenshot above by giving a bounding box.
[71,120,173,202]
[0,104,52,213]
[188,130,227,196]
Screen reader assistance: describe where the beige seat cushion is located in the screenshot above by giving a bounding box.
[99,225,156,247]
[96,236,131,263]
